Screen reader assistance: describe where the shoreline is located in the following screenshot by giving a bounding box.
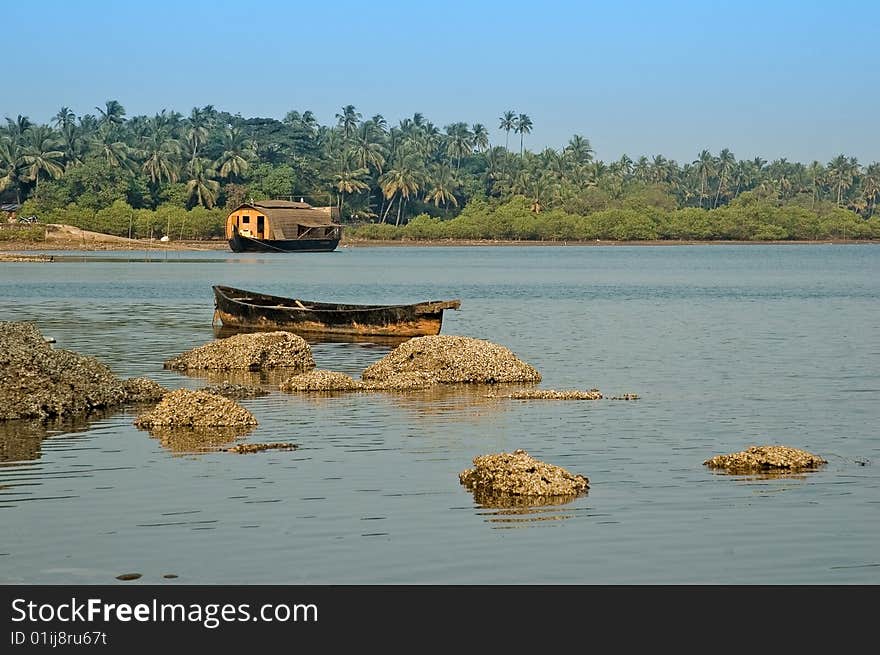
[0,224,876,257]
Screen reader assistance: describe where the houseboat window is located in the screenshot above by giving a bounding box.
[242,215,250,223]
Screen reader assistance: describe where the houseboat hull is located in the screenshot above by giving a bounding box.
[228,231,340,253]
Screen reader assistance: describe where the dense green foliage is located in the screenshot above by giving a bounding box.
[1,101,877,240]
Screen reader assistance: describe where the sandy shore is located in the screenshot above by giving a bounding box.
[0,224,875,258]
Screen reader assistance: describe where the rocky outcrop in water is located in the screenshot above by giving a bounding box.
[280,370,365,392]
[133,389,258,428]
[361,335,541,387]
[0,321,166,420]
[459,449,589,499]
[122,377,170,402]
[704,445,827,473]
[163,331,314,372]
[200,382,269,399]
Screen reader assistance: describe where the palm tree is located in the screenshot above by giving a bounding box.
[471,124,489,152]
[694,149,715,208]
[514,114,533,157]
[860,162,880,217]
[713,148,736,208]
[445,122,473,169]
[335,105,362,141]
[826,154,856,207]
[19,126,64,198]
[424,163,459,214]
[332,162,370,219]
[92,127,132,171]
[806,161,825,208]
[53,107,76,131]
[350,123,386,173]
[498,110,516,151]
[564,135,594,166]
[184,157,220,208]
[216,127,253,181]
[141,130,181,186]
[95,100,126,128]
[0,139,25,202]
[379,156,422,226]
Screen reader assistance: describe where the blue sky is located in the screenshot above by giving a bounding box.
[5,0,877,164]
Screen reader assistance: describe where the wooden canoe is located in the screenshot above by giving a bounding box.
[212,285,461,338]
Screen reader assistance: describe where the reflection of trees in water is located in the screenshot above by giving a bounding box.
[0,411,115,464]
[143,426,256,455]
[468,488,588,527]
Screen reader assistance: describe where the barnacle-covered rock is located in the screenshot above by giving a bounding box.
[164,331,314,372]
[362,335,541,387]
[280,370,364,392]
[459,449,589,498]
[226,442,298,454]
[122,377,170,402]
[201,382,269,399]
[0,321,128,420]
[704,445,827,473]
[133,389,258,428]
[501,388,604,400]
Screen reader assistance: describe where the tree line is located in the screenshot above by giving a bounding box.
[1,100,877,241]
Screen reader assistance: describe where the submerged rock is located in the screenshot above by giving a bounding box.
[280,370,364,392]
[0,321,128,420]
[226,442,298,454]
[134,389,258,428]
[459,448,589,499]
[164,331,315,372]
[501,388,604,400]
[122,377,170,402]
[362,335,541,387]
[201,382,269,399]
[704,445,827,473]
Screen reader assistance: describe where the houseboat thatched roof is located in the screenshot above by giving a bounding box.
[230,200,339,228]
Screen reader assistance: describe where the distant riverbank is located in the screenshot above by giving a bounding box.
[0,224,876,257]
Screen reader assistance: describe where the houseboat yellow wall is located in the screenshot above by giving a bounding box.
[225,208,269,240]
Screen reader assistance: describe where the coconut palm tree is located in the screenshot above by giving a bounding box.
[445,122,473,169]
[141,129,181,186]
[860,162,880,217]
[332,161,370,220]
[379,156,423,226]
[350,123,386,173]
[216,127,253,181]
[335,105,362,141]
[694,149,715,208]
[514,114,533,157]
[805,161,824,207]
[471,123,489,152]
[19,126,65,199]
[95,100,126,128]
[498,110,516,151]
[564,135,593,166]
[0,139,25,202]
[53,107,76,131]
[713,148,736,208]
[425,163,459,214]
[184,157,220,208]
[826,154,856,207]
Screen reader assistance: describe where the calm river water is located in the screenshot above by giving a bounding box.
[0,244,878,584]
